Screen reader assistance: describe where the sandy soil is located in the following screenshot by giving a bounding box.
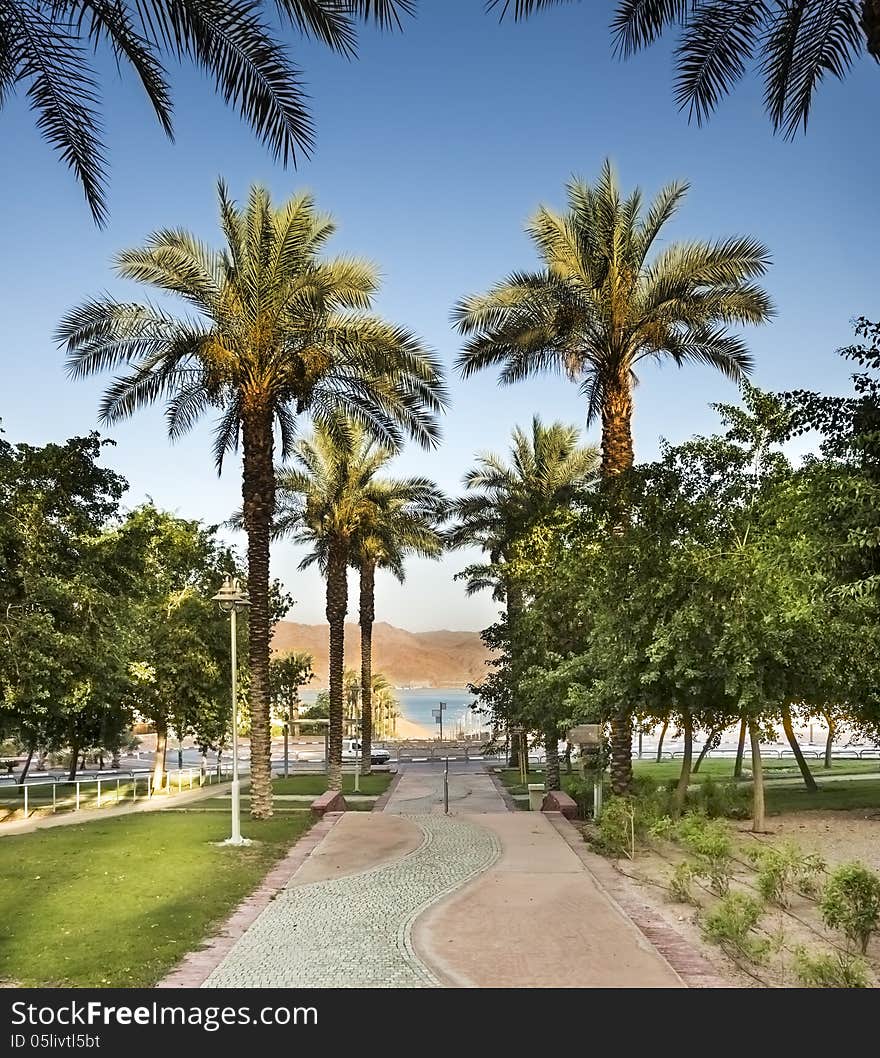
[602,808,880,988]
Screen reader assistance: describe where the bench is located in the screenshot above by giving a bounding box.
[541,790,578,820]
[311,790,347,817]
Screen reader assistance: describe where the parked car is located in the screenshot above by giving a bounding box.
[341,738,391,766]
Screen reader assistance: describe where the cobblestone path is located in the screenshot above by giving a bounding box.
[202,815,500,988]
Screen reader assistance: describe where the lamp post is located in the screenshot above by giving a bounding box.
[212,575,250,846]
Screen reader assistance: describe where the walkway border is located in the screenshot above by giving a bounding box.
[373,769,403,812]
[156,812,342,988]
[487,768,517,812]
[545,813,730,988]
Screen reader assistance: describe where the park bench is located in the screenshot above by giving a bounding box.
[541,790,578,820]
[311,790,347,817]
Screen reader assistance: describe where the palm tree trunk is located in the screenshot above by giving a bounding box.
[326,539,348,792]
[506,579,528,774]
[242,404,275,820]
[672,711,693,818]
[359,558,375,777]
[733,716,747,778]
[544,723,561,791]
[781,703,818,792]
[601,371,635,795]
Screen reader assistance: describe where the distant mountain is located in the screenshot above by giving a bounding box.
[271,620,492,688]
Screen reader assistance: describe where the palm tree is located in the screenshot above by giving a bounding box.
[454,161,772,791]
[2,2,411,223]
[493,1,877,138]
[274,422,440,789]
[58,183,445,817]
[352,478,445,774]
[449,417,598,786]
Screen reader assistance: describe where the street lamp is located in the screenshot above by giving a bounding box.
[212,575,250,846]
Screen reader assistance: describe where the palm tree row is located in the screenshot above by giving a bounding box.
[59,158,770,809]
[58,182,446,816]
[454,159,772,792]
[274,421,445,787]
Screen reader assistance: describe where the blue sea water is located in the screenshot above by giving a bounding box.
[300,687,479,732]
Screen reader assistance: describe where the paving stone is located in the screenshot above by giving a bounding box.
[202,815,501,989]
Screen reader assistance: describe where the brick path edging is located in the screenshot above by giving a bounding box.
[373,769,403,812]
[545,813,730,989]
[156,812,343,988]
[487,769,517,812]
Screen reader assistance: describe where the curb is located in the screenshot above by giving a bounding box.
[487,769,518,812]
[373,769,404,812]
[156,812,343,988]
[545,813,730,989]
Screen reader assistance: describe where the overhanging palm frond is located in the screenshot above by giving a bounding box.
[2,1,414,223]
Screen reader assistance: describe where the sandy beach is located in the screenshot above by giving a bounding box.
[393,716,434,740]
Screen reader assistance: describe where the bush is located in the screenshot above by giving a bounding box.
[669,862,695,904]
[748,841,825,907]
[595,797,636,859]
[702,893,769,962]
[794,948,870,988]
[693,776,751,820]
[676,815,734,896]
[819,863,880,953]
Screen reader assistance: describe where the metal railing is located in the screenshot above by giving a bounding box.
[0,765,235,821]
[660,747,880,761]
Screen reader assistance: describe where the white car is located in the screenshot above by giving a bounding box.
[341,738,391,766]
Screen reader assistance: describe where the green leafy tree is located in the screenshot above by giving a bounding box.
[270,650,314,776]
[454,160,772,792]
[58,183,445,818]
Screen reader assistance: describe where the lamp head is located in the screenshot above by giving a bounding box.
[212,575,250,612]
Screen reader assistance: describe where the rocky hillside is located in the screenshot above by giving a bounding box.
[271,620,491,688]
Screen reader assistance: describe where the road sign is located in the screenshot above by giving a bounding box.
[431,709,442,719]
[568,724,601,745]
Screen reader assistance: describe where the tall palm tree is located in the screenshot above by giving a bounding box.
[57,183,445,817]
[2,2,411,224]
[450,417,598,783]
[493,1,877,138]
[274,422,439,789]
[352,478,445,774]
[453,161,772,792]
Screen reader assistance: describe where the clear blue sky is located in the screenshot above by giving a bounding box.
[1,2,877,631]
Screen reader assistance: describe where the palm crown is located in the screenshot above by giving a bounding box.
[494,1,878,138]
[454,160,772,475]
[58,180,445,463]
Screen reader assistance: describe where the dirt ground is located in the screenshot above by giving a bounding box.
[605,809,880,988]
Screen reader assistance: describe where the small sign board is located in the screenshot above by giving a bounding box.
[568,724,601,746]
[431,709,443,719]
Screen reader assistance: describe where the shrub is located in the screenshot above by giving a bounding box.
[676,815,734,896]
[694,776,751,820]
[748,841,826,907]
[794,948,870,988]
[819,863,880,953]
[702,893,768,962]
[669,862,695,904]
[595,797,636,859]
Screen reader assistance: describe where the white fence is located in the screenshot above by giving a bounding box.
[0,765,235,820]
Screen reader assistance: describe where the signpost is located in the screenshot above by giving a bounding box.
[568,724,603,820]
[432,702,447,743]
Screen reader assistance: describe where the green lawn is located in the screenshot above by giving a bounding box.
[0,809,312,987]
[765,779,880,814]
[495,764,880,818]
[270,772,392,796]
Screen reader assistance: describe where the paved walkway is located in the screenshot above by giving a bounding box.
[188,763,699,988]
